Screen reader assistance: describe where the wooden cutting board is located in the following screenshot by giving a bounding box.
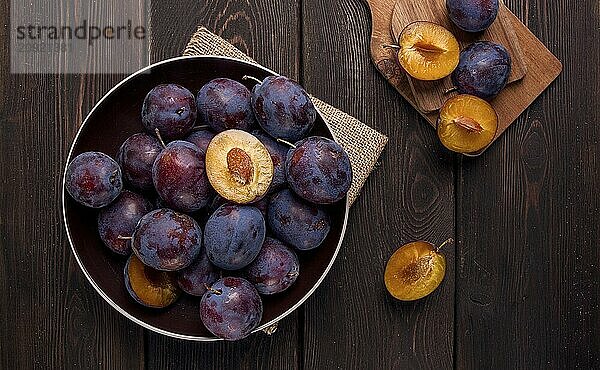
[391,0,527,113]
[366,0,562,155]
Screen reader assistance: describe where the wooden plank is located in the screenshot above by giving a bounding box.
[146,318,299,370]
[455,0,600,367]
[302,0,455,368]
[391,0,527,112]
[144,1,301,368]
[0,0,145,368]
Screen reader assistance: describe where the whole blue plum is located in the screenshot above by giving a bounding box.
[207,194,231,214]
[268,189,331,251]
[176,249,221,296]
[250,197,269,218]
[132,208,203,271]
[200,277,263,340]
[252,130,290,192]
[65,151,123,208]
[117,133,163,192]
[244,237,300,295]
[142,84,197,140]
[152,140,213,213]
[197,78,255,132]
[206,193,268,217]
[185,129,215,154]
[250,76,316,142]
[97,190,154,255]
[204,204,266,270]
[451,41,511,99]
[286,136,352,204]
[447,0,499,32]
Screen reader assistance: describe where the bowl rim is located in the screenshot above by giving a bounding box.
[61,55,350,341]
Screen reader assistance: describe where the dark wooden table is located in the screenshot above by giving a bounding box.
[1,0,598,368]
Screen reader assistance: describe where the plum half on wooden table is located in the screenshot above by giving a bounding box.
[384,239,452,301]
[437,94,498,154]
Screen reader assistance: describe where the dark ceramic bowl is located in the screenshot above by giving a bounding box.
[62,56,349,341]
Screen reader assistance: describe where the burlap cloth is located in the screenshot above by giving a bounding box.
[183,27,388,205]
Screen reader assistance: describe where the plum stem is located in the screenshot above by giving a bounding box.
[381,43,401,50]
[117,235,132,240]
[191,125,210,131]
[276,138,296,149]
[154,128,167,149]
[242,75,263,85]
[436,238,454,252]
[204,283,222,295]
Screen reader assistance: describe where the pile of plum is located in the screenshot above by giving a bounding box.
[65,75,352,340]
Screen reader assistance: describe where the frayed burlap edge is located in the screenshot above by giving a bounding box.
[183,27,388,205]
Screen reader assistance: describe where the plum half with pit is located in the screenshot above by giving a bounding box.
[437,94,498,154]
[117,133,163,192]
[205,130,273,204]
[177,249,221,296]
[447,0,499,33]
[97,190,153,255]
[132,208,202,271]
[393,21,459,81]
[384,239,451,301]
[142,84,197,140]
[197,78,255,132]
[204,204,266,270]
[124,254,181,308]
[451,41,511,99]
[268,189,331,251]
[65,151,123,208]
[200,277,263,340]
[286,136,352,204]
[245,237,300,295]
[248,76,316,142]
[152,140,212,213]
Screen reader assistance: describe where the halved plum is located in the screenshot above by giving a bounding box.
[205,130,273,204]
[437,94,498,153]
[124,254,181,308]
[395,21,459,81]
[384,240,447,301]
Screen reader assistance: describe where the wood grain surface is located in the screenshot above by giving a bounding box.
[302,0,455,368]
[391,0,527,112]
[0,0,598,369]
